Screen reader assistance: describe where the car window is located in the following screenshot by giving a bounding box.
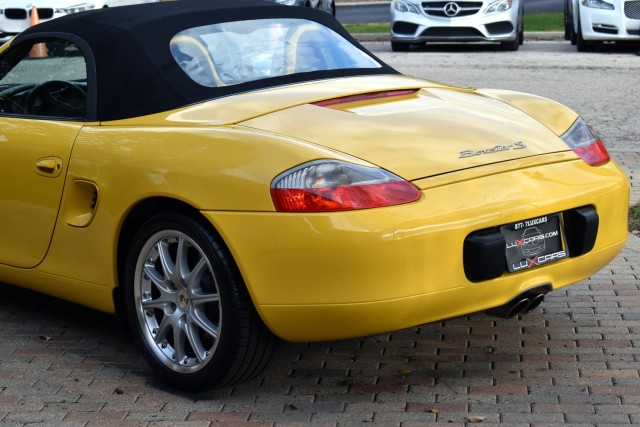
[170,18,381,87]
[0,40,88,119]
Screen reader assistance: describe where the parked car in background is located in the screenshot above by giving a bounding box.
[266,0,336,16]
[390,0,524,51]
[0,0,158,44]
[564,0,640,51]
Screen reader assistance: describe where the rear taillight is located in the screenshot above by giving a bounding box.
[271,160,421,212]
[561,117,610,166]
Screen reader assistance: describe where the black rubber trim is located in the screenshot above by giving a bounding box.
[564,205,599,257]
[463,228,506,283]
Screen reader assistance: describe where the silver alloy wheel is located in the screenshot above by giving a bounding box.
[133,230,222,373]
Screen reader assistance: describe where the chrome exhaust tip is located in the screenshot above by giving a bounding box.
[486,284,551,319]
[522,293,545,314]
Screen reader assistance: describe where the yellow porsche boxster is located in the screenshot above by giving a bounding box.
[0,0,628,390]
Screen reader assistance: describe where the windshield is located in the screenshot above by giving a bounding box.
[170,18,382,87]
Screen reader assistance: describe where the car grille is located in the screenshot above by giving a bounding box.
[628,29,640,35]
[421,1,484,17]
[1,8,54,20]
[624,1,640,18]
[421,27,485,37]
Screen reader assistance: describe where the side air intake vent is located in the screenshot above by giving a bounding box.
[64,180,100,228]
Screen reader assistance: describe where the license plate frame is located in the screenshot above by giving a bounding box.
[500,214,569,273]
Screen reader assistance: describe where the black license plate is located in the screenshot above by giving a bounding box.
[500,214,569,272]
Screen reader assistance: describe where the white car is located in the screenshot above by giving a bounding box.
[565,0,640,51]
[390,0,524,51]
[0,0,157,43]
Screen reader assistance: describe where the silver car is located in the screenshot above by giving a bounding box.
[268,0,336,16]
[390,0,524,51]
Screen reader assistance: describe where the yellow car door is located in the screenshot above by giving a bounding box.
[0,118,82,267]
[0,39,90,268]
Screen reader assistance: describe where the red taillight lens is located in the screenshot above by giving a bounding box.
[271,160,421,212]
[573,139,610,167]
[561,118,610,166]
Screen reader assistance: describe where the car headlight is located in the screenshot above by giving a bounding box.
[271,160,421,212]
[392,0,422,14]
[581,0,614,9]
[275,0,298,5]
[561,117,610,166]
[486,0,513,13]
[55,3,96,14]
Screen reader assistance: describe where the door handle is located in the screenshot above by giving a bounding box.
[35,157,63,178]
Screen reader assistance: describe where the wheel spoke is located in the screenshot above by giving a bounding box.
[185,257,208,291]
[190,309,219,340]
[157,239,179,286]
[185,257,220,306]
[191,292,220,305]
[144,262,175,294]
[175,237,190,287]
[154,313,173,344]
[184,320,208,363]
[172,317,187,364]
[141,298,170,311]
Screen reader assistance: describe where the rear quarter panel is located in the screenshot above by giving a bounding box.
[34,124,358,311]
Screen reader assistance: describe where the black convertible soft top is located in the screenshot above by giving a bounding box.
[12,0,397,121]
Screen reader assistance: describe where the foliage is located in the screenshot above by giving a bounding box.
[629,204,640,234]
[523,12,564,32]
[344,23,390,33]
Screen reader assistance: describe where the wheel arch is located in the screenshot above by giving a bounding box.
[113,197,215,322]
[114,197,277,389]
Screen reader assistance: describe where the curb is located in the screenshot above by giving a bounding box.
[354,31,565,42]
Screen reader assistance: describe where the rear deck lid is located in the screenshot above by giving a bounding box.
[240,86,572,181]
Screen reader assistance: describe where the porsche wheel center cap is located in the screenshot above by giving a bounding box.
[177,290,190,309]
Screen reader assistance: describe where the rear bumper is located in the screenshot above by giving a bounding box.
[206,158,629,342]
[257,239,624,341]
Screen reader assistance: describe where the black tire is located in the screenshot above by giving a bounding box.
[391,41,410,52]
[518,8,524,45]
[501,36,519,51]
[570,5,578,45]
[576,15,596,52]
[519,26,524,45]
[564,0,572,40]
[503,9,523,51]
[124,212,275,391]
